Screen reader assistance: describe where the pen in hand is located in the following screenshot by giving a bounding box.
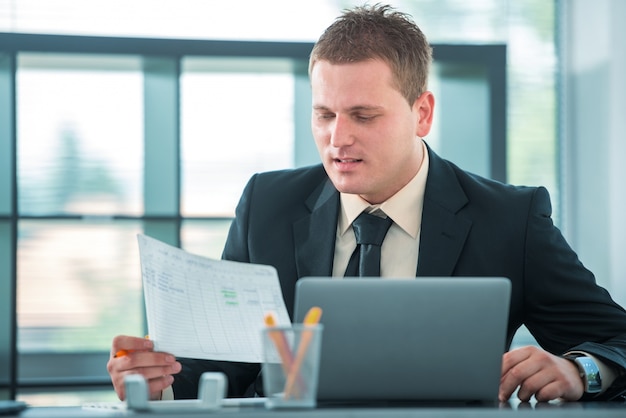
[114,349,131,358]
[114,335,150,358]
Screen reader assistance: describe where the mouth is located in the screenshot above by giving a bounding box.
[334,158,362,163]
[331,157,363,172]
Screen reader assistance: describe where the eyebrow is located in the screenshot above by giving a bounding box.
[313,105,384,112]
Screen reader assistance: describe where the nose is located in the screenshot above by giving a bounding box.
[330,115,354,148]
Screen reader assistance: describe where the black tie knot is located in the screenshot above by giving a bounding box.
[352,212,393,246]
[344,211,393,277]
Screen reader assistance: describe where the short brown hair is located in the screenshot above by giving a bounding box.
[309,3,432,105]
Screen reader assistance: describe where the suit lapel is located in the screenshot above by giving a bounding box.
[417,148,473,276]
[290,147,472,278]
[293,177,339,278]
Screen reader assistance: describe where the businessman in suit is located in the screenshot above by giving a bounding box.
[108,4,626,403]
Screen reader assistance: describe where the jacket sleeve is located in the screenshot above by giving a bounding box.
[222,173,256,263]
[523,187,626,400]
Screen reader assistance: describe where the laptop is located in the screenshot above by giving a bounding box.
[293,277,511,405]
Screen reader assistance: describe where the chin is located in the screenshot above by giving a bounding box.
[325,170,366,192]
[332,183,365,196]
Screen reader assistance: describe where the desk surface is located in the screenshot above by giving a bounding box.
[8,401,626,418]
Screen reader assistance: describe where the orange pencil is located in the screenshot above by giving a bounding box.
[114,349,131,358]
[283,306,322,399]
[264,311,295,372]
[264,312,304,397]
[114,335,150,358]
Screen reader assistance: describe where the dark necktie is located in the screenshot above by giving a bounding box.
[344,211,393,277]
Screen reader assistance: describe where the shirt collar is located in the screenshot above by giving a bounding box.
[338,140,429,239]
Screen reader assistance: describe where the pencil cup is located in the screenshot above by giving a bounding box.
[261,324,323,409]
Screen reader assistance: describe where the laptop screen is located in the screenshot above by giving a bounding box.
[293,277,511,404]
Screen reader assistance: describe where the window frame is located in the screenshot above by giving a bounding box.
[0,32,506,397]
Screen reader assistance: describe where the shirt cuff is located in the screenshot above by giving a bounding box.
[161,385,175,400]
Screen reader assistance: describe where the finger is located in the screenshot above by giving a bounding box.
[107,350,177,398]
[147,374,176,399]
[500,360,542,400]
[531,358,583,402]
[109,366,133,400]
[499,351,527,401]
[501,347,532,376]
[532,373,584,403]
[131,358,182,382]
[499,351,541,402]
[533,380,565,403]
[515,368,554,402]
[113,351,177,373]
[499,373,519,402]
[111,335,154,357]
[109,361,181,401]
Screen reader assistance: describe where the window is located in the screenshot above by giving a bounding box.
[180,57,295,218]
[1,36,509,406]
[1,35,314,405]
[1,0,557,405]
[179,57,297,259]
[15,55,144,353]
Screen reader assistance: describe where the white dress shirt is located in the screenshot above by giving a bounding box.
[332,139,429,278]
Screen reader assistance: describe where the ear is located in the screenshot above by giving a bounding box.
[413,91,435,137]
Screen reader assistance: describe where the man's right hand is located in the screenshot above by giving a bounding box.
[106,335,182,400]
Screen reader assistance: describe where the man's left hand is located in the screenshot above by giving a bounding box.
[500,345,584,402]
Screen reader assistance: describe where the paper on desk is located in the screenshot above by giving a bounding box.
[137,234,291,363]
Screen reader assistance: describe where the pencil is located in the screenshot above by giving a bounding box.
[283,306,322,399]
[264,311,305,397]
[114,349,131,358]
[264,311,295,373]
[114,335,150,358]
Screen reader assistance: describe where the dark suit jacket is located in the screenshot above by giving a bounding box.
[173,146,626,400]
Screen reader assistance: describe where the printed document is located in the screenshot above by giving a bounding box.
[137,234,291,363]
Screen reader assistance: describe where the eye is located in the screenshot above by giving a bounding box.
[317,112,335,120]
[354,114,376,122]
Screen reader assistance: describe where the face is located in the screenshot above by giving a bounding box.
[311,59,434,204]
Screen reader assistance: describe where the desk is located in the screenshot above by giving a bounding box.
[9,401,626,418]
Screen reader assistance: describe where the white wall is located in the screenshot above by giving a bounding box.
[561,0,626,305]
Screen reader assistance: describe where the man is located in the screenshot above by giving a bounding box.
[108,4,626,403]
